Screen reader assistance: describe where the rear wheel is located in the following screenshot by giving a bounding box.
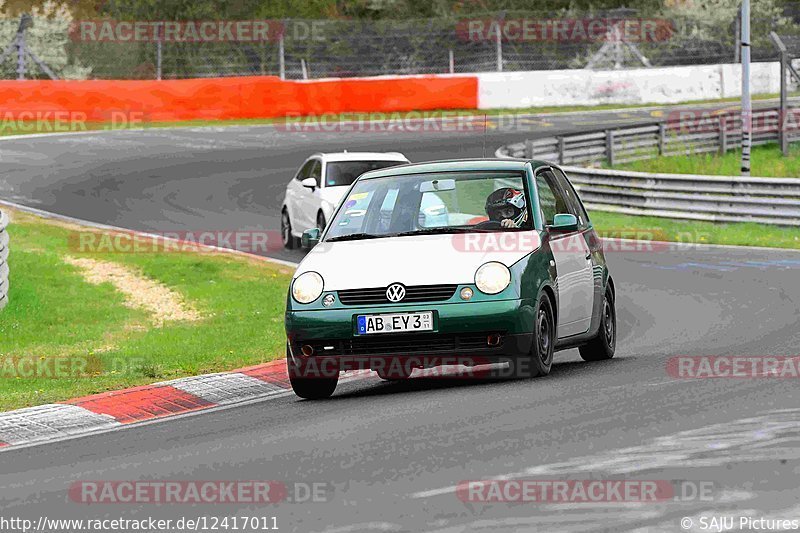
[281,209,297,249]
[507,293,554,378]
[579,285,616,361]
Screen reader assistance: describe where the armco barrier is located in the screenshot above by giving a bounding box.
[558,166,800,226]
[0,210,8,310]
[0,75,479,122]
[497,106,800,166]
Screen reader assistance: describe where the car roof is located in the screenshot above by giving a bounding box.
[358,158,550,180]
[314,152,410,163]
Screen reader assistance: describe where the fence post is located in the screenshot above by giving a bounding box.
[525,139,533,159]
[605,129,615,166]
[301,59,308,80]
[658,123,666,156]
[719,115,728,154]
[279,30,286,80]
[155,24,163,80]
[780,50,789,156]
[558,137,565,165]
[449,49,454,74]
[495,13,504,72]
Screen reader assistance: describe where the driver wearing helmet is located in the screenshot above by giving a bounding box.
[485,187,528,228]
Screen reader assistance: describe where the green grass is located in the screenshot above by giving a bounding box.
[589,211,800,250]
[610,144,800,178]
[0,209,292,410]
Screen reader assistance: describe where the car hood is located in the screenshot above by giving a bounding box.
[295,231,541,290]
[318,186,348,207]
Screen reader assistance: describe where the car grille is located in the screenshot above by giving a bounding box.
[297,332,503,357]
[337,284,458,306]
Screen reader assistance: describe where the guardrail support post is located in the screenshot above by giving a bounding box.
[605,129,615,166]
[558,137,565,165]
[658,123,666,156]
[525,139,533,159]
[719,116,728,155]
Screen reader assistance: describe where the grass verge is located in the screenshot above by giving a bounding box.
[589,211,800,250]
[0,208,292,411]
[610,144,800,178]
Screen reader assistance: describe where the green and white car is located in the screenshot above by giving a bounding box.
[285,159,616,399]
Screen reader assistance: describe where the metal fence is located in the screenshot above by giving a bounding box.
[2,9,799,80]
[496,106,800,226]
[555,166,800,226]
[0,210,9,310]
[497,106,800,166]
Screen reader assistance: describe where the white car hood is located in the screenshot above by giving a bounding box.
[318,186,348,208]
[295,232,541,290]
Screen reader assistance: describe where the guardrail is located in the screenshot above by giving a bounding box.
[0,210,8,309]
[557,166,800,226]
[496,106,800,226]
[497,106,800,165]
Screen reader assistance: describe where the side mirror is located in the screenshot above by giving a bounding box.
[550,213,578,232]
[301,177,317,190]
[301,228,321,248]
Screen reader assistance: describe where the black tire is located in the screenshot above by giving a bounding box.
[316,211,327,232]
[281,209,297,249]
[507,293,555,379]
[288,356,339,400]
[579,285,616,362]
[377,368,413,381]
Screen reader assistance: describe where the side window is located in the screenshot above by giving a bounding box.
[295,159,315,181]
[535,170,570,226]
[309,160,322,188]
[552,168,590,229]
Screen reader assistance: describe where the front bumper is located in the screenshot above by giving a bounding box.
[285,298,535,369]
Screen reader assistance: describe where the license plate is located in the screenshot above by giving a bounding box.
[356,312,433,335]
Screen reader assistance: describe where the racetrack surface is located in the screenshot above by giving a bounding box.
[1,102,800,532]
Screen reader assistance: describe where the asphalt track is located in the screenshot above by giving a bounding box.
[1,102,800,532]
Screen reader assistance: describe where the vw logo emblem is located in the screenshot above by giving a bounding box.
[386,283,406,302]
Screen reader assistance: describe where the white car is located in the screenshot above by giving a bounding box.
[281,152,410,249]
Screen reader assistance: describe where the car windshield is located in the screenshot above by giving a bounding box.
[325,171,531,241]
[325,160,405,187]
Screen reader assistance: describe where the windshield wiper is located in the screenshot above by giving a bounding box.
[325,233,383,242]
[388,227,493,237]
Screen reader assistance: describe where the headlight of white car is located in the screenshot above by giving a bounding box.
[292,272,324,303]
[474,262,511,295]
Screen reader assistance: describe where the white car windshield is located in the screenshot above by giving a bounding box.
[325,160,405,187]
[325,171,531,242]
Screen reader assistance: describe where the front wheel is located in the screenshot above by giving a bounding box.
[507,293,555,379]
[579,285,616,361]
[287,352,339,399]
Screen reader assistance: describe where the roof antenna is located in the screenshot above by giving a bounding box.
[482,114,488,158]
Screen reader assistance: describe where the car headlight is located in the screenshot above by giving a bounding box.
[292,271,324,303]
[474,262,511,295]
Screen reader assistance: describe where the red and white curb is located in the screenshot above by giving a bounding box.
[0,360,298,448]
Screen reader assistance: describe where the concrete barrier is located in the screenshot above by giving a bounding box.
[478,62,782,109]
